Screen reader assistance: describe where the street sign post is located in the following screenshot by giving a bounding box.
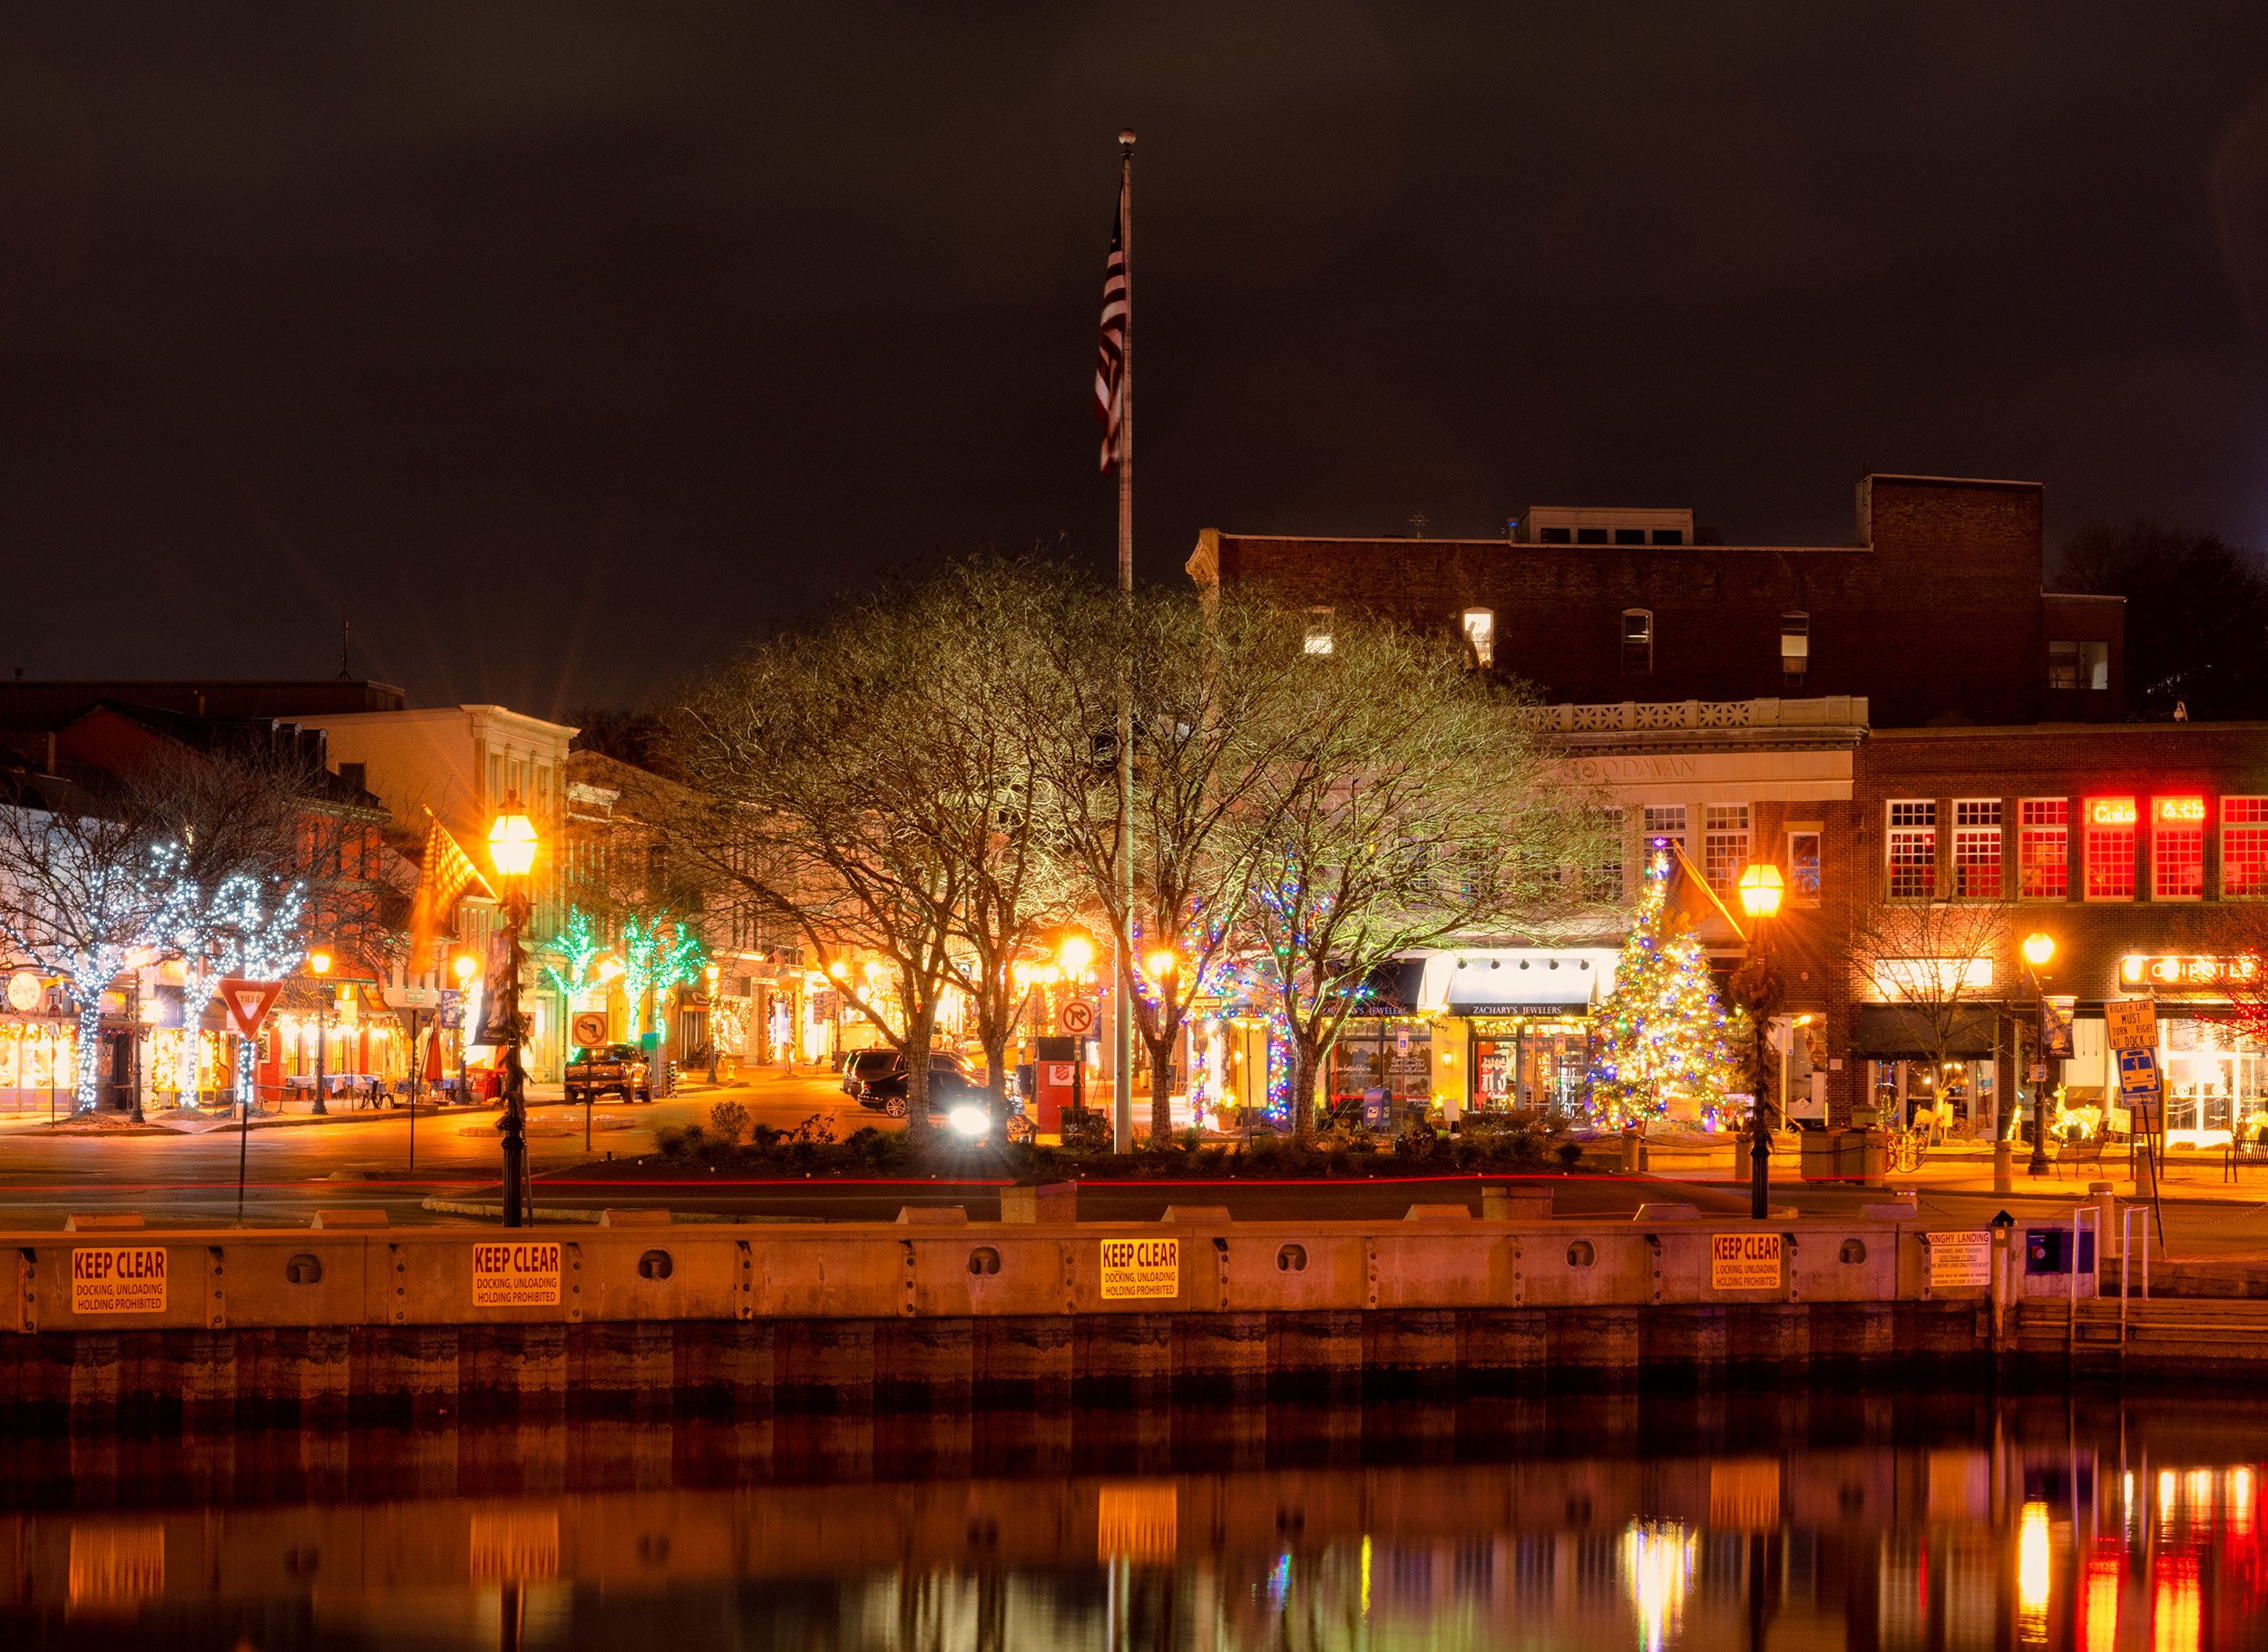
[2105,997,2157,1052]
[2117,1046,2162,1129]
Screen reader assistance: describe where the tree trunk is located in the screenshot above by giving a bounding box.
[1143,1025,1178,1147]
[1288,1037,1323,1141]
[904,1003,937,1129]
[73,992,103,1114]
[983,1041,1008,1098]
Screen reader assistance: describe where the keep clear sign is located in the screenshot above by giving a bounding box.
[1099,1237,1179,1301]
[472,1241,562,1308]
[1710,1232,1782,1291]
[1928,1230,1992,1289]
[71,1247,168,1315]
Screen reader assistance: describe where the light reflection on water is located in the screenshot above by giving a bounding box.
[3,1393,2267,1648]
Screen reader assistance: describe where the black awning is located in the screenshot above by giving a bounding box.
[1852,1004,2004,1060]
[1353,960,1427,1015]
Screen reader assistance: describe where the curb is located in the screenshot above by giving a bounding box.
[419,1197,738,1224]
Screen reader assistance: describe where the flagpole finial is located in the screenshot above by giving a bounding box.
[1118,127,1136,151]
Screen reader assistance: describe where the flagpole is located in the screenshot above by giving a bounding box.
[1114,127,1137,1154]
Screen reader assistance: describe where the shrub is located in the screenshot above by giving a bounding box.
[1556,1139,1585,1168]
[708,1100,751,1145]
[656,1123,707,1158]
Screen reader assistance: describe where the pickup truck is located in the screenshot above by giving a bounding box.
[565,1042,653,1104]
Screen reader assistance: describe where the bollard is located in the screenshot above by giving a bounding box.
[1620,1127,1646,1174]
[2091,1181,2120,1259]
[1993,1141,2012,1197]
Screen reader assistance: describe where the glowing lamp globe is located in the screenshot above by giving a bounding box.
[308,949,333,976]
[1059,934,1096,974]
[1736,863,1784,919]
[453,953,478,983]
[488,809,539,878]
[2022,932,2056,968]
[1145,949,1178,980]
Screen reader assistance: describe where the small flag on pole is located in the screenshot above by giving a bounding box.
[1094,184,1129,473]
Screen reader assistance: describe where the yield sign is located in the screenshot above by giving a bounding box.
[218,977,287,1037]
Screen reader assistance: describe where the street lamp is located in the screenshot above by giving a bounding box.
[308,948,334,1117]
[488,801,540,1228]
[1736,864,1785,1221]
[1059,933,1095,977]
[2022,932,2056,1178]
[452,952,477,1107]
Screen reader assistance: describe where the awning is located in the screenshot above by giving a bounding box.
[1852,1004,2003,1060]
[1353,960,1427,1015]
[1444,953,1600,1016]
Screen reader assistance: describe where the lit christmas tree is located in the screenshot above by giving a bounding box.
[1587,843,1743,1125]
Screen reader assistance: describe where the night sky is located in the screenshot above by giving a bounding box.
[5,5,2268,718]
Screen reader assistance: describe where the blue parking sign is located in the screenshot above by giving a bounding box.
[2116,1046,2159,1103]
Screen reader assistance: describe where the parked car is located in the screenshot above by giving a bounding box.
[840,1049,896,1098]
[565,1042,653,1104]
[858,1053,1031,1140]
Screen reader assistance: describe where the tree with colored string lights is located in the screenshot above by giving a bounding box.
[1587,843,1743,1125]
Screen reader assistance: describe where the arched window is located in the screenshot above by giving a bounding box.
[1620,610,1653,674]
[1461,608,1495,669]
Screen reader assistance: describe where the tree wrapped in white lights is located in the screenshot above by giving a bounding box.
[0,804,177,1113]
[160,855,308,1109]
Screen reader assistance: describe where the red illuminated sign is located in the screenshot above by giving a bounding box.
[2156,797,2205,823]
[2088,797,2136,826]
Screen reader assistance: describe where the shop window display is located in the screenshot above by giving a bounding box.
[2160,1019,2268,1140]
[1472,1018,1591,1114]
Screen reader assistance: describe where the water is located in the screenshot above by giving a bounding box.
[4,1391,2265,1649]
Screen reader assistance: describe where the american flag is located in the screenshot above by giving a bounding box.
[1093,184,1128,473]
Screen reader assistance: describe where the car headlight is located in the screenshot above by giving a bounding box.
[948,1104,989,1138]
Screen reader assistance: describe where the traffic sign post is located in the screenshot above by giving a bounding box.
[217,977,286,1038]
[1060,999,1099,1038]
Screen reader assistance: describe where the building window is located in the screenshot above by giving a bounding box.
[1587,807,1625,902]
[1577,526,1608,544]
[1641,805,1686,864]
[1787,829,1821,901]
[1887,801,1937,901]
[1951,799,2003,899]
[1621,610,1653,674]
[2224,797,2268,898]
[1780,612,1809,686]
[1305,607,1334,656]
[1651,528,1684,545]
[1614,527,1647,545]
[1702,805,1750,895]
[2084,797,2136,900]
[2019,799,2069,899]
[1540,526,1572,544]
[1461,608,1494,669]
[2153,797,2205,901]
[2048,640,2110,691]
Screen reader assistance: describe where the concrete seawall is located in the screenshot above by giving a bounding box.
[0,1204,2032,1422]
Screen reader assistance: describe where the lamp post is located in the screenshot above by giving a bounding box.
[489,802,540,1228]
[1736,863,1785,1222]
[308,948,333,1116]
[452,952,476,1107]
[826,961,846,1066]
[2021,931,2056,1178]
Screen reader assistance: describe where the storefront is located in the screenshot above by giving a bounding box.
[1416,947,1618,1120]
[1853,1004,2004,1139]
[2052,958,2268,1148]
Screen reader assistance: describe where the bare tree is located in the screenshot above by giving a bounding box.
[1016,582,1324,1143]
[1232,613,1606,1139]
[1845,900,2011,1137]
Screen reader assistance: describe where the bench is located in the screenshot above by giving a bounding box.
[2054,1137,2106,1177]
[2225,1139,2268,1183]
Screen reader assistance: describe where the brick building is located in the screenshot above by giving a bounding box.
[1188,474,2124,728]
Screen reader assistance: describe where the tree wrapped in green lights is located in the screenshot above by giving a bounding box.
[1587,844,1742,1126]
[621,912,707,1041]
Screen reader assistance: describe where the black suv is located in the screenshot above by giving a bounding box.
[840,1049,896,1098]
[857,1051,978,1116]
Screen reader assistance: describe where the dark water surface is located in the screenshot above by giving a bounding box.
[4,1390,2263,1648]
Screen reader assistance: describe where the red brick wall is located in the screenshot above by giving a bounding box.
[1208,474,2053,728]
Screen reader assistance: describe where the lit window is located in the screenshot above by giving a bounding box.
[1952,799,2003,899]
[1887,801,1936,901]
[2224,797,2268,898]
[2048,640,2111,691]
[2084,797,2136,900]
[1787,830,1821,900]
[1642,805,1686,859]
[1621,610,1653,673]
[2019,799,2068,899]
[1461,608,1495,669]
[1305,607,1334,656]
[1703,805,1750,895]
[1780,612,1809,686]
[2153,797,2205,900]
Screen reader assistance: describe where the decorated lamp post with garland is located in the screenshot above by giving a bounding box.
[1587,843,1743,1129]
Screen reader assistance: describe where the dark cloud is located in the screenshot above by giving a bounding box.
[2,3,2266,716]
